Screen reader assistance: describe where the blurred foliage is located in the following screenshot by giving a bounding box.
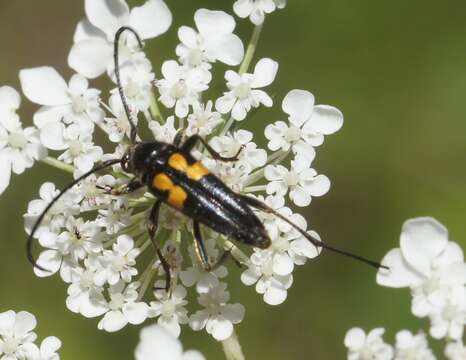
[1,0,466,358]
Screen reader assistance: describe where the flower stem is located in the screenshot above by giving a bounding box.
[41,157,74,174]
[149,90,164,123]
[239,24,264,75]
[222,330,245,360]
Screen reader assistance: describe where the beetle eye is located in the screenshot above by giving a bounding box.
[121,153,132,172]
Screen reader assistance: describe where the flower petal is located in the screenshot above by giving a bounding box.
[68,38,113,79]
[40,122,68,151]
[0,86,21,110]
[282,89,314,127]
[123,302,148,325]
[85,0,129,37]
[251,58,279,88]
[195,9,235,36]
[206,34,244,66]
[20,67,69,106]
[0,152,12,195]
[130,0,172,39]
[400,217,448,276]
[309,105,344,135]
[376,248,422,288]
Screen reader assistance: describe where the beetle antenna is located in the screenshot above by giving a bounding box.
[241,195,388,270]
[27,159,122,271]
[114,26,144,144]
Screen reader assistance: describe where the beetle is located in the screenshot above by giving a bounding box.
[27,26,386,290]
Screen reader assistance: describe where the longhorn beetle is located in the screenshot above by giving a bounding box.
[27,26,387,291]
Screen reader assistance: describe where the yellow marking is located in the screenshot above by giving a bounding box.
[168,153,188,172]
[152,172,188,209]
[186,162,210,181]
[153,173,173,191]
[168,186,188,209]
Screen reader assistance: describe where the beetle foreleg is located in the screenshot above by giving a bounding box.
[97,178,143,195]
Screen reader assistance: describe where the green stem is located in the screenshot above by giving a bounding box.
[239,24,264,75]
[41,157,74,174]
[222,330,245,360]
[149,91,164,123]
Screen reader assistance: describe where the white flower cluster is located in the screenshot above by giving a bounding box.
[1,0,343,343]
[344,328,435,360]
[135,324,205,360]
[0,310,61,360]
[344,217,466,359]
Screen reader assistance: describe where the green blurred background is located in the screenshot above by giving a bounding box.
[1,0,466,358]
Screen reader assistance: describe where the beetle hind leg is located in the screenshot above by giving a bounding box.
[192,222,234,272]
[181,135,244,162]
[147,201,172,292]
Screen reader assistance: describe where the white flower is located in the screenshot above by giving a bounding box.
[265,157,330,207]
[24,182,81,238]
[66,266,107,318]
[155,61,210,118]
[0,86,46,195]
[428,286,466,340]
[445,341,466,360]
[233,0,286,25]
[377,217,466,331]
[241,249,293,305]
[98,281,149,332]
[394,330,435,360]
[0,310,39,359]
[148,285,189,337]
[185,101,222,137]
[180,238,228,293]
[110,54,155,112]
[210,130,267,174]
[97,199,133,234]
[34,217,102,280]
[344,327,394,360]
[176,9,244,68]
[38,336,62,360]
[57,123,103,174]
[149,116,178,144]
[135,324,205,360]
[69,0,172,79]
[19,67,103,150]
[215,58,278,121]
[189,283,245,341]
[94,234,140,286]
[265,89,344,158]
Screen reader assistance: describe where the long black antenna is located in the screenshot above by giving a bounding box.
[242,195,388,270]
[27,159,122,271]
[114,26,144,144]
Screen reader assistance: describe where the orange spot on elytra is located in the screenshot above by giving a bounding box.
[168,186,187,209]
[153,173,173,191]
[168,153,188,172]
[186,162,210,181]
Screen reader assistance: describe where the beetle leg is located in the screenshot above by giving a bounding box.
[192,222,236,271]
[147,201,172,292]
[96,178,143,195]
[181,134,243,162]
[192,221,212,271]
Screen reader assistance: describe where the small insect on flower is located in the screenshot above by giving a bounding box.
[26,26,387,292]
